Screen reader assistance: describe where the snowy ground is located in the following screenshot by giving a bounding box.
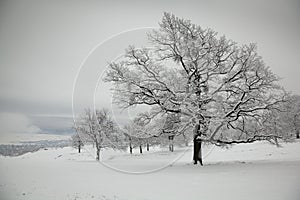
[0,141,300,200]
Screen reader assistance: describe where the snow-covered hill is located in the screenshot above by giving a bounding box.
[0,141,300,200]
[0,133,71,145]
[0,133,71,156]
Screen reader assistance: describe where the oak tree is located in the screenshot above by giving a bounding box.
[104,13,288,165]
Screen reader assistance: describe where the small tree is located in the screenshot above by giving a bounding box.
[71,133,84,153]
[123,117,151,154]
[75,108,116,161]
[287,95,300,139]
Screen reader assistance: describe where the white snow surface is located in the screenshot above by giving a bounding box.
[1,141,300,200]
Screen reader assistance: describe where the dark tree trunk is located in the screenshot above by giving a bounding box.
[129,143,133,154]
[96,147,100,161]
[193,136,203,165]
[139,145,142,154]
[193,124,203,165]
[147,143,149,151]
[193,137,197,164]
[296,130,299,139]
[78,145,81,153]
[169,144,174,152]
[198,141,203,165]
[129,137,133,154]
[274,137,280,147]
[168,135,174,152]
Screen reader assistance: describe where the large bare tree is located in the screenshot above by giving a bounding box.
[104,13,288,165]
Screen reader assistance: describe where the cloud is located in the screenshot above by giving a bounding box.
[30,114,74,134]
[0,112,41,135]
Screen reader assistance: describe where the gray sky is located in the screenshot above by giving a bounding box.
[0,0,299,136]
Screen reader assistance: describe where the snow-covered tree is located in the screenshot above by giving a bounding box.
[260,94,300,143]
[148,113,190,151]
[122,116,153,154]
[127,112,191,152]
[75,108,116,160]
[287,95,300,139]
[104,13,289,165]
[71,133,84,153]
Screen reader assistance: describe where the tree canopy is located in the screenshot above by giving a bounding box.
[104,13,289,148]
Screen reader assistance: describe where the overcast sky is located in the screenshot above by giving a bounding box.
[0,0,299,136]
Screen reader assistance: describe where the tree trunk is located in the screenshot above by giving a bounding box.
[193,135,197,164]
[296,130,299,139]
[96,147,100,161]
[129,143,133,154]
[78,145,81,153]
[193,124,203,165]
[146,143,149,151]
[139,145,143,154]
[169,144,174,152]
[198,141,203,165]
[168,135,174,152]
[193,136,203,165]
[272,136,279,147]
